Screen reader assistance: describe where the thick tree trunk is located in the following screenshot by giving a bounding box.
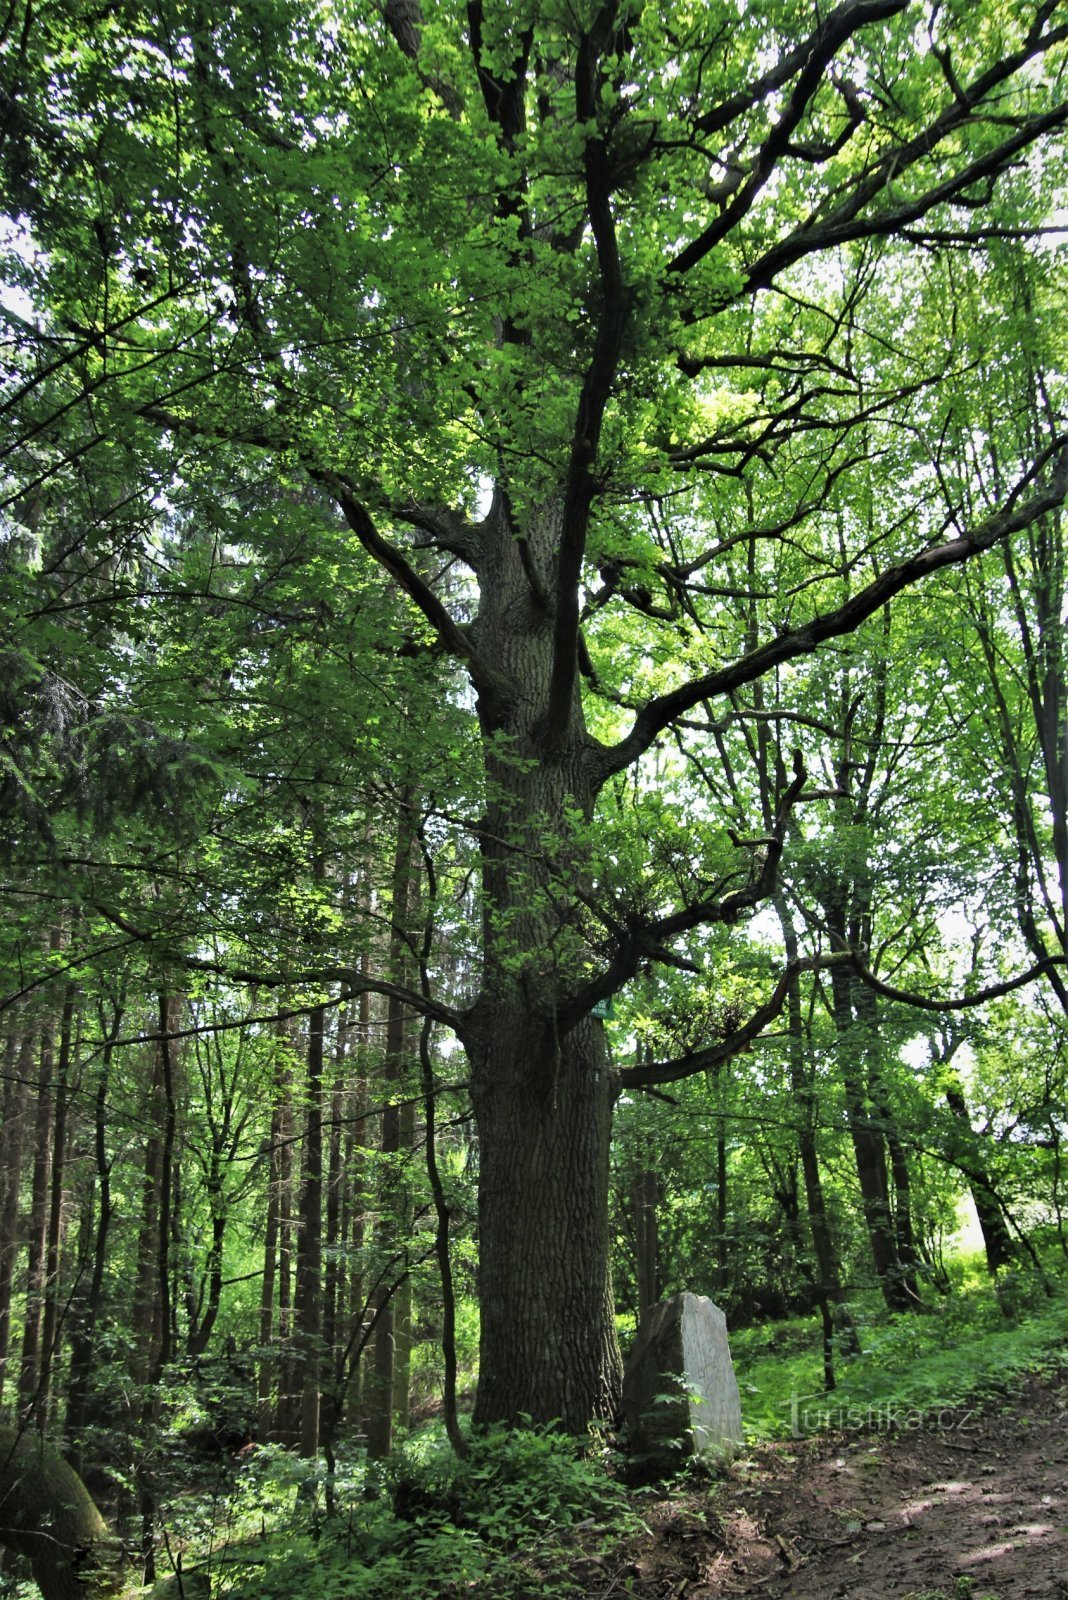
[0,1425,121,1600]
[458,495,625,1430]
[0,1427,206,1600]
[467,1011,621,1431]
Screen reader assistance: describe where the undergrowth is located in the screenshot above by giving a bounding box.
[214,1424,642,1600]
[139,1255,1067,1599]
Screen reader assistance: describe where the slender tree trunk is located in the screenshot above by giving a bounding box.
[943,1081,1015,1272]
[66,999,121,1466]
[855,982,921,1307]
[883,1119,921,1295]
[362,1024,404,1465]
[257,1101,282,1426]
[342,986,371,1426]
[713,1062,729,1296]
[19,1011,56,1419]
[774,905,858,1377]
[1050,1114,1068,1261]
[274,1020,298,1445]
[322,998,349,1414]
[295,1002,326,1457]
[828,964,912,1312]
[136,993,180,1586]
[185,1203,226,1358]
[38,982,78,1421]
[131,1039,164,1387]
[258,1016,294,1431]
[363,1076,398,1461]
[419,1001,467,1457]
[365,798,417,1460]
[631,1167,659,1324]
[0,1028,32,1405]
[156,994,179,1370]
[391,1190,414,1438]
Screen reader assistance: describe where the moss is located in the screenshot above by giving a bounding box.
[0,1425,122,1600]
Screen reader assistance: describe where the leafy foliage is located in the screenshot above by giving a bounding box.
[216,1426,640,1600]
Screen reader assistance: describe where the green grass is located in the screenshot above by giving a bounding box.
[732,1255,1068,1440]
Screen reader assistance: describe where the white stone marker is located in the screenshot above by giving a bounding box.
[622,1292,744,1466]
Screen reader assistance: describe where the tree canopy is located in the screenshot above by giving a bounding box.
[1,0,1066,1442]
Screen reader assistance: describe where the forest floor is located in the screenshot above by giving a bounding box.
[580,1366,1068,1600]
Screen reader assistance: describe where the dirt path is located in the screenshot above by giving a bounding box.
[601,1368,1068,1599]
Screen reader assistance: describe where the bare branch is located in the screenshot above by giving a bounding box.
[848,952,1066,1011]
[317,472,510,715]
[669,0,910,275]
[545,2,633,747]
[689,0,907,139]
[596,441,1068,782]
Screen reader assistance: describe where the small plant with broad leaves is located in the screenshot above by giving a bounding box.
[216,1424,641,1600]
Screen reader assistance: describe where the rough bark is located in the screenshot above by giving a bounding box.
[458,495,625,1429]
[466,1010,622,1430]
